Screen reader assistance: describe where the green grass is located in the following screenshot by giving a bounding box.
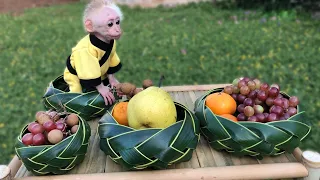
[0,1,319,164]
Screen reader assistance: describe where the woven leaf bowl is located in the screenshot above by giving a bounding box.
[14,114,91,175]
[98,101,200,170]
[42,75,121,121]
[194,87,311,159]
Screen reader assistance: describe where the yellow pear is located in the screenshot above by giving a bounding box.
[127,86,177,129]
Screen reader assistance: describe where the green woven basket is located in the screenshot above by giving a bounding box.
[42,75,121,121]
[14,114,91,175]
[98,101,200,170]
[194,87,312,159]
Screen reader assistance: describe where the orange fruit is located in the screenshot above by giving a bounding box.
[220,114,238,122]
[112,102,129,126]
[205,92,237,115]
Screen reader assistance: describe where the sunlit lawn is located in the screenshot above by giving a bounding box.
[0,1,319,164]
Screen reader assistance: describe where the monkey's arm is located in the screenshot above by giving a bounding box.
[73,49,102,90]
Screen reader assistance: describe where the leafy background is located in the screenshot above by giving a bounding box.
[0,1,319,164]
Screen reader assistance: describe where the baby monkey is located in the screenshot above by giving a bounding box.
[63,0,124,105]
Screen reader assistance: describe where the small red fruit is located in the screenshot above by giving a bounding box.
[43,120,56,132]
[22,133,34,145]
[32,133,46,146]
[30,124,45,134]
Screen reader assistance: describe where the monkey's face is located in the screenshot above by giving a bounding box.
[93,7,122,41]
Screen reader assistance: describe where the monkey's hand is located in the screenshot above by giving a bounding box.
[96,83,115,106]
[107,74,124,97]
[108,74,120,88]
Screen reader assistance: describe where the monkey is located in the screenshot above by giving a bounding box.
[63,0,124,106]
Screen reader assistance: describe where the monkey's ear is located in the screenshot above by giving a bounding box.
[85,20,94,33]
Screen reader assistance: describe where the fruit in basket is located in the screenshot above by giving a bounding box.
[71,125,79,134]
[35,111,51,125]
[47,111,60,121]
[112,102,129,126]
[48,129,64,144]
[29,123,45,134]
[220,114,238,122]
[244,106,254,117]
[56,122,67,132]
[289,96,299,107]
[22,111,80,146]
[22,133,34,145]
[223,76,301,122]
[27,122,37,132]
[32,133,46,145]
[43,120,56,132]
[142,79,153,89]
[205,92,237,115]
[66,113,79,127]
[127,86,177,129]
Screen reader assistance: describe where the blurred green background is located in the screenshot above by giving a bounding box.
[0,0,319,164]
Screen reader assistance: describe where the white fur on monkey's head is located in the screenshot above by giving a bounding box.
[82,0,123,30]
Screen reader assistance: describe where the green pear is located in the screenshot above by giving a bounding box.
[127,86,177,129]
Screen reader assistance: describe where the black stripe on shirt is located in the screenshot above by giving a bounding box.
[80,77,101,89]
[99,40,114,66]
[107,62,122,74]
[66,55,77,75]
[90,34,114,52]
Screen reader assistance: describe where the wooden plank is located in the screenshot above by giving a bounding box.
[181,91,195,110]
[170,91,181,103]
[9,85,310,179]
[111,158,124,172]
[257,156,276,164]
[293,148,303,162]
[210,149,231,167]
[197,136,216,167]
[189,150,201,169]
[13,163,309,180]
[238,156,259,165]
[8,155,22,178]
[173,91,195,169]
[161,84,229,92]
[69,119,99,174]
[277,153,291,163]
[105,156,122,173]
[285,152,299,163]
[14,165,27,178]
[230,155,242,166]
[83,131,106,173]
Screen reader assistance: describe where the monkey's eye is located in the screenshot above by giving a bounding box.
[116,20,120,25]
[107,22,113,27]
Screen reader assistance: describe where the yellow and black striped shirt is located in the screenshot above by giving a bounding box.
[63,34,122,93]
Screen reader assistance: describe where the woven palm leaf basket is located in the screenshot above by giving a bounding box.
[42,75,121,121]
[98,100,200,170]
[14,114,91,175]
[194,87,312,160]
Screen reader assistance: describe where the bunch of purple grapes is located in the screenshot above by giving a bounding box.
[223,77,300,123]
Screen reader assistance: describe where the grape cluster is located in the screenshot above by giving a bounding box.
[22,111,80,146]
[223,77,299,123]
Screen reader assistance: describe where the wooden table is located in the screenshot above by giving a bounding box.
[1,84,318,180]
